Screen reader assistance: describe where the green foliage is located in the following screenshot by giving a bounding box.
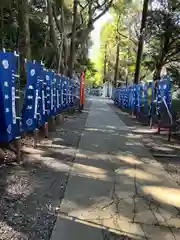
[143,0,180,81]
[96,0,180,86]
[85,59,98,86]
[97,0,143,84]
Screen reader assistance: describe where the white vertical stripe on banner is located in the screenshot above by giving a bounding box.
[12,87,16,124]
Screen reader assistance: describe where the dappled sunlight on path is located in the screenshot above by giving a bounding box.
[47,97,180,240]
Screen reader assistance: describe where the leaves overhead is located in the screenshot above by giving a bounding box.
[0,0,112,79]
[95,0,180,86]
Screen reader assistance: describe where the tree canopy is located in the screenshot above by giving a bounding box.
[1,0,180,87]
[95,0,180,87]
[0,0,113,82]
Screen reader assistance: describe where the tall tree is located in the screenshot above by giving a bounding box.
[47,0,60,70]
[114,37,120,87]
[145,0,180,81]
[68,0,78,78]
[18,0,31,60]
[103,44,108,83]
[134,0,149,84]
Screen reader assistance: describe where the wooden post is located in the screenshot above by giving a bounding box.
[33,128,39,148]
[52,116,56,125]
[15,136,21,163]
[168,127,171,141]
[60,112,64,123]
[44,122,49,138]
[56,114,61,125]
[149,116,153,129]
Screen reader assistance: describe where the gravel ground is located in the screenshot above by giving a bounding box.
[110,102,180,186]
[0,101,91,240]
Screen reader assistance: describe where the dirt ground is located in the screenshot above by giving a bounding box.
[0,101,91,240]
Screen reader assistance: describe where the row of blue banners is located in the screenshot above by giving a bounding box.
[0,50,79,142]
[113,78,171,117]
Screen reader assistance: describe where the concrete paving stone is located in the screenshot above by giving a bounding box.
[167,217,180,228]
[141,224,170,240]
[59,173,113,219]
[116,219,145,240]
[172,227,180,240]
[157,225,177,240]
[70,161,112,181]
[50,97,180,240]
[114,171,135,186]
[157,205,180,228]
[116,197,135,220]
[141,185,180,209]
[134,197,158,225]
[137,162,178,187]
[135,210,157,225]
[115,188,135,199]
[50,215,103,240]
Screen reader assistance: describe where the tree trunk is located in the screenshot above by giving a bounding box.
[103,44,107,83]
[68,0,78,78]
[17,0,31,85]
[52,2,68,74]
[61,5,68,73]
[18,0,31,60]
[125,46,129,85]
[0,6,4,49]
[134,0,149,84]
[154,64,162,81]
[47,0,59,70]
[114,40,120,88]
[107,61,111,97]
[153,35,170,81]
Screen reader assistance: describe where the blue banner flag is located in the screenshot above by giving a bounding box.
[62,76,68,110]
[137,84,141,113]
[65,78,70,108]
[66,79,71,107]
[128,85,133,109]
[0,50,19,142]
[21,61,41,132]
[44,71,54,117]
[37,65,46,127]
[56,74,62,114]
[52,75,58,116]
[143,83,148,114]
[156,78,171,116]
[148,82,154,117]
[69,80,74,106]
[133,85,137,110]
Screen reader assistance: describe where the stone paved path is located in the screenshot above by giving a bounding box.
[50,97,180,240]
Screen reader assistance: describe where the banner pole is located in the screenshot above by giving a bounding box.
[14,51,22,163]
